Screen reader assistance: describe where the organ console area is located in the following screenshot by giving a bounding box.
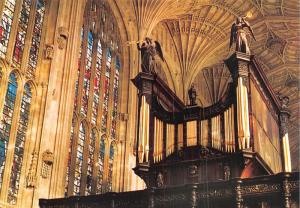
[132,52,291,187]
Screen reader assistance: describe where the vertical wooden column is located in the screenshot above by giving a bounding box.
[282,173,292,208]
[279,96,292,172]
[233,178,243,208]
[132,72,154,166]
[225,52,251,151]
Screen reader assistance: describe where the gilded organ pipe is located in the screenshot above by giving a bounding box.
[138,96,150,163]
[237,77,250,150]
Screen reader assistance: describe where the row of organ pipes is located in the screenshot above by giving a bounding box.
[138,101,236,164]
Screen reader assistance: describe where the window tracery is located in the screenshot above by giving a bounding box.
[0,0,46,204]
[65,0,122,196]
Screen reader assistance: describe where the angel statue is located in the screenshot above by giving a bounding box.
[137,37,164,73]
[230,17,256,54]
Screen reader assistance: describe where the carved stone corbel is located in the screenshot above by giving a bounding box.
[41,150,54,178]
[57,27,69,49]
[44,44,54,59]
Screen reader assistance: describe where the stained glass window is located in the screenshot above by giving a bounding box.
[111,56,120,139]
[91,40,102,125]
[0,72,18,189]
[101,48,112,132]
[0,0,17,58]
[74,27,84,110]
[85,129,96,195]
[27,0,45,77]
[107,143,115,192]
[8,83,32,204]
[67,1,121,196]
[12,0,32,65]
[97,137,105,193]
[73,122,85,196]
[81,31,93,117]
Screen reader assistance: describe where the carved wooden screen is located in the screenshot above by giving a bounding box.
[250,80,281,173]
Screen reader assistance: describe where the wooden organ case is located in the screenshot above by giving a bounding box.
[132,52,291,188]
[39,53,298,208]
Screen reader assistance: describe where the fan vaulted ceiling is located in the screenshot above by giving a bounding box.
[113,0,300,170]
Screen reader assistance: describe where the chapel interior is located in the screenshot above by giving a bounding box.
[0,0,299,207]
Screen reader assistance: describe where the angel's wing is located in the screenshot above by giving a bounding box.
[154,41,164,61]
[229,23,237,48]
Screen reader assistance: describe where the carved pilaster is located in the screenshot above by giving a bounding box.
[148,188,155,208]
[279,96,292,172]
[282,174,292,208]
[233,179,243,208]
[190,185,198,208]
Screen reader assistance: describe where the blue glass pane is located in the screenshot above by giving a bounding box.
[8,83,32,205]
[0,73,18,190]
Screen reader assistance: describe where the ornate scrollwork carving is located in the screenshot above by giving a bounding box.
[241,184,281,195]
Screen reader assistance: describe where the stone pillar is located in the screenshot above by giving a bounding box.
[279,96,292,172]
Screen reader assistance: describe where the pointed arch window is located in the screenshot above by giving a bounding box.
[27,0,46,77]
[107,143,115,192]
[111,56,120,139]
[0,0,17,58]
[8,83,32,204]
[101,48,112,132]
[91,40,102,125]
[86,129,96,195]
[97,137,105,193]
[73,122,86,196]
[75,27,84,109]
[12,0,32,65]
[80,31,93,117]
[66,0,122,196]
[0,72,18,188]
[65,114,76,196]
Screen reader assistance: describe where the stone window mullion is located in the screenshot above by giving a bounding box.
[19,0,37,72]
[76,22,89,115]
[91,129,100,194]
[67,120,79,196]
[79,125,90,195]
[95,44,106,127]
[86,36,98,122]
